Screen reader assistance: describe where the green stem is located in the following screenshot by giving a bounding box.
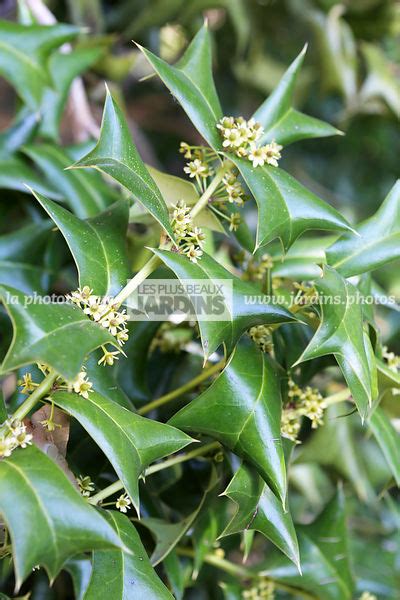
[113,164,229,306]
[324,388,352,406]
[176,548,316,599]
[190,163,228,219]
[138,359,225,415]
[113,254,161,306]
[0,371,57,435]
[89,441,220,505]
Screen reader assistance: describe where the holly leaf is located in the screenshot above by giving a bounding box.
[52,389,193,515]
[169,344,287,503]
[0,284,117,381]
[369,406,400,487]
[260,489,353,600]
[39,47,104,141]
[0,108,38,159]
[0,445,124,590]
[31,190,130,297]
[0,21,81,110]
[229,156,354,251]
[69,88,173,237]
[220,464,300,569]
[139,24,223,150]
[84,351,133,410]
[253,45,341,146]
[295,266,377,420]
[23,145,114,218]
[152,249,296,359]
[327,180,400,277]
[0,157,60,198]
[83,512,174,599]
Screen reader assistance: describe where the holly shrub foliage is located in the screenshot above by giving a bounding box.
[0,9,399,600]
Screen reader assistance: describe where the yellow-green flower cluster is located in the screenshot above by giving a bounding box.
[171,200,205,263]
[242,579,275,600]
[66,286,129,366]
[382,346,400,373]
[239,252,274,282]
[222,170,246,205]
[151,322,195,354]
[249,325,274,353]
[358,593,377,600]
[0,420,32,458]
[76,475,95,498]
[281,379,327,442]
[217,116,282,168]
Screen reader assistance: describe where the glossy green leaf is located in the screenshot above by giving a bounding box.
[141,467,218,565]
[0,261,49,294]
[32,190,130,296]
[360,42,400,117]
[0,221,52,263]
[64,556,92,600]
[229,156,354,251]
[295,266,377,420]
[84,352,133,410]
[0,21,81,109]
[24,144,113,218]
[0,284,116,381]
[260,490,353,600]
[170,344,287,503]
[83,511,173,600]
[369,406,400,486]
[253,45,341,146]
[0,157,60,198]
[69,88,173,236]
[327,180,400,277]
[305,488,354,597]
[139,24,223,149]
[52,389,193,514]
[0,445,123,590]
[39,47,104,141]
[153,249,296,359]
[220,464,299,568]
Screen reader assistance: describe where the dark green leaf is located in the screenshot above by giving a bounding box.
[84,351,133,410]
[295,266,377,420]
[170,344,287,503]
[83,511,174,599]
[64,556,92,600]
[253,45,341,146]
[229,156,354,251]
[369,406,400,486]
[52,389,193,514]
[139,24,223,149]
[0,261,49,294]
[0,221,52,263]
[70,89,173,236]
[0,21,81,109]
[0,284,116,381]
[32,190,130,296]
[24,144,113,218]
[327,180,400,277]
[221,464,299,568]
[153,249,296,359]
[0,389,7,423]
[0,445,124,590]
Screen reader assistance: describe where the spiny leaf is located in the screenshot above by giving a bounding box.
[369,406,400,486]
[32,190,130,297]
[0,284,117,381]
[169,344,287,503]
[69,88,173,236]
[84,351,133,410]
[138,24,223,149]
[24,145,114,218]
[83,512,174,599]
[229,156,354,251]
[0,445,124,590]
[295,266,377,420]
[0,108,38,159]
[153,249,297,359]
[0,21,81,109]
[253,45,341,146]
[52,389,193,515]
[327,180,400,277]
[220,464,300,568]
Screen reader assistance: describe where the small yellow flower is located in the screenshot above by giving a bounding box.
[184,244,203,263]
[77,475,95,497]
[83,296,106,321]
[229,213,241,232]
[72,370,93,399]
[116,493,131,513]
[19,373,37,394]
[98,349,121,367]
[116,329,129,346]
[0,436,14,457]
[263,140,282,167]
[184,158,208,178]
